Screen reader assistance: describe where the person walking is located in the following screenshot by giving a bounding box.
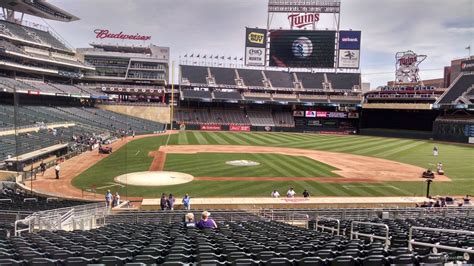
[271,190,280,198]
[287,187,296,198]
[105,190,113,208]
[160,193,168,210]
[182,194,191,210]
[40,161,46,176]
[303,189,310,198]
[54,163,60,179]
[167,194,176,210]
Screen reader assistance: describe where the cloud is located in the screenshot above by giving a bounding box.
[29,0,474,87]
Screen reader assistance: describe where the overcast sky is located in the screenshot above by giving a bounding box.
[28,0,474,87]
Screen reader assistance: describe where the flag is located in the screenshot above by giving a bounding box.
[203,55,206,59]
[190,54,194,57]
[234,57,237,60]
[227,56,231,60]
[196,54,200,58]
[466,46,471,50]
[215,55,218,59]
[239,57,243,61]
[221,56,224,59]
[184,54,187,57]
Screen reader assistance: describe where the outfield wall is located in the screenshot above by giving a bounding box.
[97,104,170,124]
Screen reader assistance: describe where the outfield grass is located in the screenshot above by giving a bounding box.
[163,153,340,178]
[72,131,474,197]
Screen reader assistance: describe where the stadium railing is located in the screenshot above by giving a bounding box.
[14,202,106,236]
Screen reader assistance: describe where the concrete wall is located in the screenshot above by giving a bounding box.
[97,105,170,124]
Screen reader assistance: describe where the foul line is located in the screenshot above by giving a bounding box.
[343,185,403,191]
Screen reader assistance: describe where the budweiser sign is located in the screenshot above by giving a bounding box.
[94,29,151,41]
[287,13,320,28]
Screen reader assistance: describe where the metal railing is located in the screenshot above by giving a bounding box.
[350,221,390,248]
[408,226,474,254]
[14,202,106,236]
[315,216,340,235]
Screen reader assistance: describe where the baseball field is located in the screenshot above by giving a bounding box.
[72,131,474,197]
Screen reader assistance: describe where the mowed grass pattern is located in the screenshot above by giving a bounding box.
[164,153,340,178]
[72,131,474,197]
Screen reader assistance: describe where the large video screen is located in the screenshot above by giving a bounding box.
[269,30,336,68]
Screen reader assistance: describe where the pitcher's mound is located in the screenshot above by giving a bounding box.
[114,171,194,186]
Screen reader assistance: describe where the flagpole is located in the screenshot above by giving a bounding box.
[170,61,174,130]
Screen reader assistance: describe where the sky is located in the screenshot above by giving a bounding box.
[26,0,474,87]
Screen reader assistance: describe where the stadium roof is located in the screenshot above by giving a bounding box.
[0,0,79,22]
[89,43,152,54]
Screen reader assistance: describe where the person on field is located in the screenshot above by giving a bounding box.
[303,189,310,198]
[182,194,191,210]
[271,190,280,198]
[167,194,176,210]
[197,211,217,229]
[160,193,168,210]
[433,146,438,156]
[40,161,46,176]
[287,187,296,198]
[105,190,112,208]
[54,163,60,179]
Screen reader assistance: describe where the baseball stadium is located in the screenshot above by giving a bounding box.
[0,0,473,265]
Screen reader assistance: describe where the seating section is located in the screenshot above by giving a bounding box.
[0,76,106,97]
[273,111,295,127]
[264,71,294,88]
[0,20,70,51]
[247,110,275,126]
[181,65,209,84]
[437,73,474,104]
[0,216,470,265]
[181,89,212,99]
[237,69,264,87]
[209,67,237,86]
[295,72,325,90]
[0,104,165,160]
[213,90,243,100]
[326,73,360,90]
[0,187,87,212]
[174,109,250,125]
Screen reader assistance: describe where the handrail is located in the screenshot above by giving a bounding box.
[408,226,474,254]
[14,214,36,236]
[315,216,340,235]
[289,212,310,229]
[350,221,390,248]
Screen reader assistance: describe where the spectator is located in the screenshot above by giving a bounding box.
[182,194,191,210]
[54,163,60,179]
[160,193,168,210]
[105,190,112,208]
[464,195,471,204]
[303,189,310,198]
[287,187,296,198]
[113,192,120,207]
[167,194,176,210]
[271,190,280,198]
[184,213,196,228]
[39,161,46,176]
[197,211,217,229]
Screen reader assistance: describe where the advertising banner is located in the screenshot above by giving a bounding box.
[269,30,336,68]
[293,110,305,117]
[305,110,316,117]
[229,125,251,132]
[338,30,361,69]
[461,59,474,72]
[245,28,267,66]
[200,125,222,131]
